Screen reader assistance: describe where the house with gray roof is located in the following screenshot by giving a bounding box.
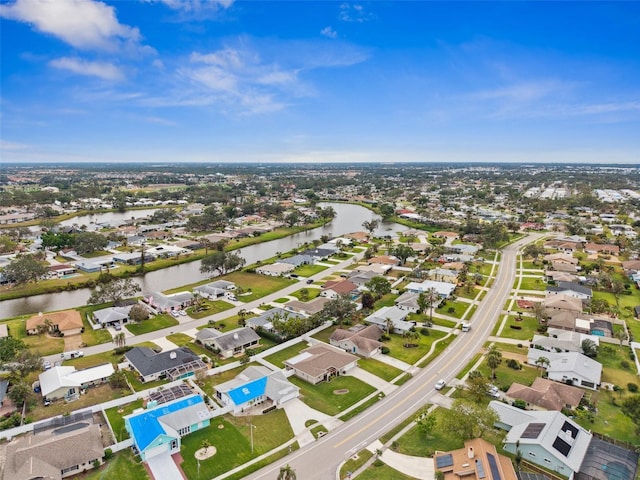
[394,291,421,312]
[531,328,600,354]
[124,346,207,383]
[546,282,592,300]
[91,305,133,327]
[405,280,456,298]
[143,291,194,313]
[284,343,358,385]
[215,365,299,414]
[364,306,414,334]
[347,270,380,288]
[193,280,236,299]
[195,327,260,359]
[285,297,330,316]
[489,401,592,476]
[527,349,602,390]
[279,254,315,267]
[3,423,104,480]
[329,324,383,358]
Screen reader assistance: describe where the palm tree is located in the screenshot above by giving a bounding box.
[385,317,394,336]
[201,439,211,454]
[614,329,628,347]
[486,345,502,380]
[418,288,440,326]
[277,464,297,480]
[535,356,550,376]
[238,309,248,326]
[113,332,126,349]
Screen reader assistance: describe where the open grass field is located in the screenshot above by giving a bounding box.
[125,313,179,335]
[224,271,296,302]
[516,276,547,291]
[358,463,418,480]
[263,341,307,368]
[290,375,376,416]
[393,407,464,456]
[358,357,403,382]
[384,329,447,365]
[498,315,540,341]
[475,357,539,392]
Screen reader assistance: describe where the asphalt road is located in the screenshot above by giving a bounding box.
[242,233,543,480]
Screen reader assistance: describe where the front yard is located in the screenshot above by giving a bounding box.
[224,271,296,302]
[289,375,376,416]
[125,313,179,335]
[383,329,447,365]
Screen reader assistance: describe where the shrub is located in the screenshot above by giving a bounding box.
[628,383,638,393]
[447,307,456,314]
[103,448,113,460]
[420,328,430,336]
[507,359,521,370]
[509,325,522,330]
[514,399,527,409]
[380,346,390,354]
[620,360,631,370]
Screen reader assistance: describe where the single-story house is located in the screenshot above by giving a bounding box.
[489,401,592,476]
[125,394,212,462]
[344,231,370,242]
[369,255,401,266]
[321,280,359,299]
[256,263,295,277]
[92,305,133,327]
[215,365,299,414]
[301,247,335,261]
[544,253,578,265]
[352,263,393,275]
[124,346,207,383]
[193,280,236,300]
[75,261,105,273]
[145,244,190,258]
[543,294,583,313]
[26,310,84,336]
[584,243,620,256]
[143,291,194,312]
[245,308,306,336]
[551,261,579,273]
[38,364,115,402]
[546,281,592,300]
[545,270,579,283]
[506,377,585,411]
[426,268,459,283]
[285,297,330,316]
[284,343,359,385]
[329,324,383,358]
[434,437,518,480]
[347,270,380,288]
[279,254,315,267]
[527,349,602,390]
[531,328,600,354]
[447,244,479,255]
[364,306,414,334]
[405,280,456,298]
[3,423,104,480]
[394,291,421,312]
[433,231,459,240]
[48,264,77,278]
[195,327,260,359]
[112,251,154,265]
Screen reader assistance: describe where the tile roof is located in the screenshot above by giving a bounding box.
[25,310,83,333]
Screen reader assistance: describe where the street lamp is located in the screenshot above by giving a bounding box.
[249,421,257,454]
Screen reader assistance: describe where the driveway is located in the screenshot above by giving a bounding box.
[282,398,334,447]
[146,453,184,480]
[346,367,398,395]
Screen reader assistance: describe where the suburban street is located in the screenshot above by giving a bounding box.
[242,233,542,480]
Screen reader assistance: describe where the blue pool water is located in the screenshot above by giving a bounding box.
[591,329,605,337]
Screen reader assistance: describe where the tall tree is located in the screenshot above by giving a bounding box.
[87,278,141,305]
[321,295,356,325]
[486,345,503,379]
[73,231,108,255]
[621,395,640,436]
[200,251,246,277]
[534,356,550,375]
[3,254,48,284]
[277,464,297,480]
[365,276,391,299]
[361,219,379,236]
[439,399,500,440]
[113,332,127,349]
[392,244,415,264]
[418,288,440,325]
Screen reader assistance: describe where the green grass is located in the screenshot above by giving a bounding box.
[456,353,483,379]
[393,408,464,456]
[263,342,307,368]
[104,399,144,441]
[82,250,112,258]
[498,315,540,341]
[340,450,374,479]
[289,375,376,416]
[573,390,640,445]
[455,286,481,300]
[476,358,539,392]
[125,314,179,335]
[339,394,384,421]
[186,299,233,319]
[273,297,289,303]
[311,324,339,343]
[521,261,543,270]
[67,350,123,369]
[358,463,418,480]
[78,304,117,346]
[517,276,547,291]
[358,357,403,382]
[224,271,296,302]
[394,373,413,385]
[123,369,168,392]
[435,300,469,319]
[416,333,457,368]
[165,333,217,362]
[80,449,149,480]
[384,329,447,365]
[374,293,399,309]
[289,287,321,301]
[293,263,328,277]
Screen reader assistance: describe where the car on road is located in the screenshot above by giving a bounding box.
[435,379,446,391]
[306,278,314,284]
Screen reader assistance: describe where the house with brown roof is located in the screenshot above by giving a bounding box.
[369,255,401,266]
[433,231,459,240]
[622,259,640,272]
[329,324,383,358]
[543,294,583,314]
[26,310,84,337]
[584,243,620,256]
[3,423,104,480]
[320,280,359,299]
[544,253,579,265]
[434,438,517,480]
[506,377,584,411]
[344,231,370,242]
[543,240,582,253]
[284,343,358,385]
[285,297,331,316]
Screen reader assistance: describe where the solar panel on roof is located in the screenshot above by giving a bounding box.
[521,422,546,439]
[436,454,454,469]
[553,437,572,457]
[561,421,578,438]
[487,453,502,480]
[476,459,486,479]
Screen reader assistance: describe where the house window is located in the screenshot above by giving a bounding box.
[544,459,552,464]
[62,465,79,474]
[178,426,191,436]
[528,452,536,457]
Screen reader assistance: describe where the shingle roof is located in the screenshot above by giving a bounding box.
[507,377,585,411]
[125,346,201,377]
[285,343,358,378]
[25,310,83,333]
[202,327,260,351]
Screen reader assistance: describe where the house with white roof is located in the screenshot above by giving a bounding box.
[38,364,114,402]
[256,263,295,277]
[363,306,414,333]
[527,349,602,390]
[215,365,299,414]
[193,280,236,299]
[195,327,260,359]
[530,328,600,354]
[405,280,456,298]
[489,401,592,476]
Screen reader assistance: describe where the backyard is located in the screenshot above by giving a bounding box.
[79,449,149,480]
[224,271,296,302]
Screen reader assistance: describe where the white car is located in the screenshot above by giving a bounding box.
[171,311,180,318]
[179,310,187,316]
[435,379,446,391]
[487,385,500,398]
[43,360,51,370]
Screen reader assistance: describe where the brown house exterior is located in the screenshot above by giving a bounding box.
[25,310,84,336]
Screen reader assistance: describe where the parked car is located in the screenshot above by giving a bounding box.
[114,323,122,331]
[435,379,446,391]
[226,295,237,302]
[179,310,187,316]
[60,350,83,360]
[42,360,51,370]
[171,311,180,318]
[487,384,500,398]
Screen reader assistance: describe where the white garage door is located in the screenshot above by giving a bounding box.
[144,443,169,460]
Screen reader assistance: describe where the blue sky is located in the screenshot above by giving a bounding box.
[1,1,639,164]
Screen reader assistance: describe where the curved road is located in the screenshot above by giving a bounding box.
[243,234,542,480]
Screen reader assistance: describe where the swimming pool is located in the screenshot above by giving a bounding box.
[591,329,605,337]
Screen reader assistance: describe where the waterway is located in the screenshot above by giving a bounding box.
[1,203,406,317]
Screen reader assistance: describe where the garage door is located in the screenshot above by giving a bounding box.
[144,443,169,460]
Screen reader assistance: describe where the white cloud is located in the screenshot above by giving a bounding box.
[339,3,373,23]
[49,57,124,80]
[147,0,234,11]
[469,80,564,103]
[321,26,337,39]
[0,0,141,50]
[0,139,29,151]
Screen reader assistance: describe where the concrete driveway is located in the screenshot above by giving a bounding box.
[282,398,334,447]
[146,453,184,480]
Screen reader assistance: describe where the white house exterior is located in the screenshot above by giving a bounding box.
[256,263,295,276]
[405,280,456,298]
[527,349,602,390]
[39,364,114,402]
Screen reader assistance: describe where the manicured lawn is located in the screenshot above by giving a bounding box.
[104,399,144,441]
[289,287,321,301]
[197,363,259,398]
[166,333,217,362]
[78,304,116,346]
[187,299,233,319]
[1,315,66,356]
[310,324,338,343]
[455,286,481,300]
[498,315,540,341]
[456,353,483,379]
[435,300,469,319]
[224,409,294,453]
[80,449,149,480]
[521,261,543,270]
[475,263,494,276]
[383,329,447,365]
[358,463,417,480]
[340,449,374,479]
[517,276,546,291]
[374,293,399,309]
[290,375,376,415]
[476,358,539,392]
[294,263,328,277]
[224,271,296,302]
[273,297,289,303]
[263,342,307,368]
[416,333,456,368]
[574,390,640,445]
[394,407,464,456]
[358,357,403,382]
[67,350,123,369]
[125,314,179,335]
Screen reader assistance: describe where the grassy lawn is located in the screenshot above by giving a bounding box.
[123,370,169,392]
[476,358,539,392]
[125,314,179,335]
[273,297,289,303]
[290,375,376,416]
[435,300,469,319]
[67,349,124,369]
[186,299,234,319]
[456,286,481,300]
[166,333,217,362]
[374,293,399,309]
[574,390,640,445]
[310,324,338,343]
[517,276,546,291]
[0,316,66,356]
[456,353,483,379]
[383,329,447,365]
[224,271,296,302]
[78,304,117,346]
[358,357,403,382]
[263,341,307,368]
[393,407,464,456]
[180,411,295,479]
[289,287,321,301]
[340,450,374,479]
[79,449,149,480]
[409,312,457,329]
[521,261,543,270]
[294,263,328,277]
[498,315,540,341]
[104,399,144,441]
[358,463,418,480]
